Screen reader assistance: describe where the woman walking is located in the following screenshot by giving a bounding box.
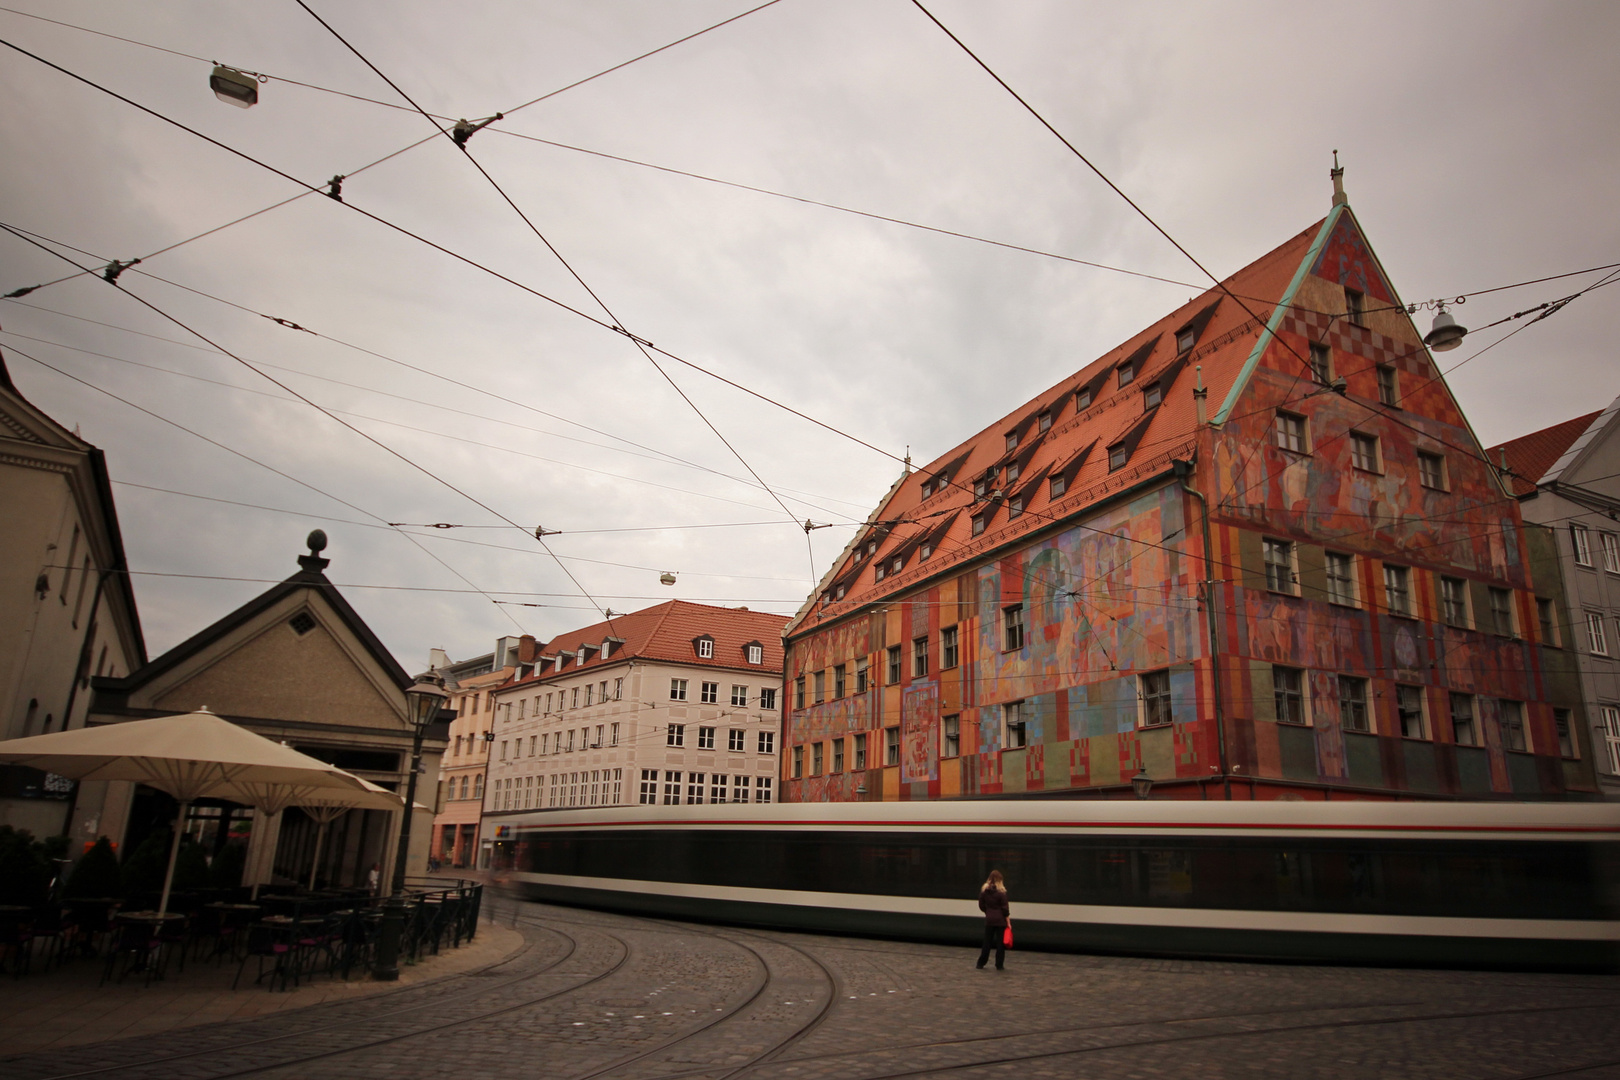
[976,869,1009,970]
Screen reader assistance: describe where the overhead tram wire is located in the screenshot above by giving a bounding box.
[4,339,532,633]
[292,0,818,585]
[0,227,576,630]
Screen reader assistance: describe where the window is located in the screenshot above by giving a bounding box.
[667,724,685,748]
[811,743,823,775]
[1326,552,1356,606]
[600,680,608,703]
[1004,605,1025,651]
[758,730,775,754]
[1143,382,1163,409]
[943,715,960,757]
[1003,701,1028,749]
[941,626,959,669]
[1275,411,1307,453]
[854,732,867,770]
[670,678,688,701]
[913,636,929,678]
[1005,461,1021,484]
[1140,670,1172,727]
[756,777,773,803]
[499,740,507,761]
[1538,599,1559,646]
[1487,588,1515,637]
[1309,342,1332,384]
[891,555,903,574]
[732,775,749,802]
[584,684,593,707]
[1500,700,1527,752]
[1376,364,1398,407]
[566,729,576,752]
[701,681,720,704]
[887,645,902,684]
[473,774,483,798]
[874,564,886,583]
[1383,565,1411,616]
[1005,432,1019,452]
[1008,495,1024,519]
[1076,387,1092,410]
[1176,327,1196,354]
[1554,709,1576,758]
[1050,473,1067,498]
[1602,706,1620,774]
[1273,666,1306,725]
[855,661,868,695]
[1345,287,1364,325]
[1038,410,1052,433]
[813,671,826,704]
[885,726,901,765]
[1338,676,1370,733]
[1263,538,1295,593]
[1603,533,1620,574]
[611,722,619,747]
[662,771,682,805]
[972,513,987,537]
[732,684,749,707]
[1118,364,1135,388]
[1108,444,1128,471]
[698,726,715,750]
[760,687,777,711]
[1441,577,1469,626]
[794,676,805,710]
[792,746,803,779]
[832,738,844,772]
[1572,525,1593,566]
[1396,685,1427,739]
[571,687,579,709]
[696,637,714,659]
[1450,693,1478,746]
[1588,612,1610,656]
[920,543,933,561]
[1417,452,1446,490]
[974,477,989,499]
[728,728,745,752]
[747,644,763,665]
[1350,432,1379,472]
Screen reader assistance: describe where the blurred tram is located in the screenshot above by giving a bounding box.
[498,800,1620,970]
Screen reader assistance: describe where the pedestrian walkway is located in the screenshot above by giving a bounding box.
[0,918,523,1055]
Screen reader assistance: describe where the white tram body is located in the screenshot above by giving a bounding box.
[498,800,1620,969]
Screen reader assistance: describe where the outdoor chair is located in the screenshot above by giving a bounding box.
[158,913,191,973]
[101,921,162,987]
[233,922,293,991]
[0,915,34,977]
[27,906,72,969]
[62,899,117,959]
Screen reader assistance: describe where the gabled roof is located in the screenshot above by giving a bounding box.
[787,219,1325,636]
[505,600,788,690]
[1485,410,1603,496]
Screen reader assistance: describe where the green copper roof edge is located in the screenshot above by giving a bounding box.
[1212,205,1344,425]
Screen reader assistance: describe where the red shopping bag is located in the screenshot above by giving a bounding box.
[1002,920,1013,948]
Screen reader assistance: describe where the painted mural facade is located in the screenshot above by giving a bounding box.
[783,207,1596,803]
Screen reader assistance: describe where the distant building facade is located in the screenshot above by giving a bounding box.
[0,353,145,836]
[1489,396,1620,797]
[783,189,1596,802]
[428,637,528,868]
[481,601,785,866]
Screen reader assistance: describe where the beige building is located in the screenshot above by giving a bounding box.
[428,637,530,868]
[0,355,145,837]
[79,533,448,890]
[481,601,786,867]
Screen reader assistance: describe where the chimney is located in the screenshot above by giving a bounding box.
[518,634,538,664]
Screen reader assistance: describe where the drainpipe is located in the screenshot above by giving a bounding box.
[1173,456,1230,800]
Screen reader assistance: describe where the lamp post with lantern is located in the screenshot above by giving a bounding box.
[373,670,449,981]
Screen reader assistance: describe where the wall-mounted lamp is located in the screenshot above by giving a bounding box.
[1130,770,1154,799]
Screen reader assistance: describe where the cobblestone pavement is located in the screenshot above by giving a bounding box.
[4,897,1619,1080]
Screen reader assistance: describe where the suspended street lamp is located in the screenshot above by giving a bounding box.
[1423,303,1468,352]
[209,65,261,108]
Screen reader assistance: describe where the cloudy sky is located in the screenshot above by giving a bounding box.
[2,0,1616,670]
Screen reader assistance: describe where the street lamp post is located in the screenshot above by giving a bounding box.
[373,671,449,981]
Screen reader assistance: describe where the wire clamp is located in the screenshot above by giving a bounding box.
[451,113,504,148]
[102,258,140,283]
[326,175,345,202]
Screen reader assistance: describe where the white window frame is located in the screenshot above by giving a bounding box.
[746,644,763,665]
[1602,533,1620,574]
[670,678,688,701]
[697,726,715,750]
[1273,665,1307,725]
[701,681,719,705]
[1602,705,1620,775]
[1440,576,1470,627]
[731,684,748,707]
[1572,525,1593,566]
[1588,612,1610,656]
[667,723,685,748]
[1263,538,1296,594]
[1139,670,1173,728]
[728,728,746,752]
[757,730,775,755]
[696,637,714,659]
[1003,701,1028,749]
[1383,564,1412,617]
[1275,411,1308,453]
[1338,675,1370,733]
[759,687,777,711]
[1350,432,1380,472]
[1417,451,1446,491]
[1325,551,1357,607]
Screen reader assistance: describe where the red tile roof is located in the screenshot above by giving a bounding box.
[1485,412,1601,496]
[506,600,787,688]
[791,221,1325,633]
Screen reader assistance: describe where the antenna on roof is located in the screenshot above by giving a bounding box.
[1330,150,1346,207]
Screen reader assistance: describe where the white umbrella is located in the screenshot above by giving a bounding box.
[286,778,403,891]
[0,707,383,914]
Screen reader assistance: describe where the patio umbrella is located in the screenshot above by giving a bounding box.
[0,707,383,915]
[286,778,402,891]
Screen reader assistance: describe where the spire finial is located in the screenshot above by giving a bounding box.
[1330,149,1347,207]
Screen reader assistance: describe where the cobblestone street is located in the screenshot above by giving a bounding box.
[4,897,1619,1080]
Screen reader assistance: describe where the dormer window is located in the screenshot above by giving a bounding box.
[874,564,887,582]
[1108,443,1128,471]
[1118,365,1135,388]
[1050,473,1067,498]
[835,585,846,600]
[972,513,987,537]
[1144,382,1163,409]
[1076,387,1092,409]
[891,555,903,574]
[866,541,877,556]
[974,477,988,498]
[600,640,612,659]
[1005,432,1018,452]
[745,642,763,665]
[575,647,586,665]
[1008,495,1024,519]
[1006,461,1020,484]
[1038,410,1052,433]
[553,655,565,673]
[1176,328,1196,353]
[694,635,714,659]
[919,479,931,498]
[920,542,933,561]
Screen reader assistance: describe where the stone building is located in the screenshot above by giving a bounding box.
[481,601,785,865]
[0,353,145,836]
[782,179,1596,802]
[1489,395,1620,797]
